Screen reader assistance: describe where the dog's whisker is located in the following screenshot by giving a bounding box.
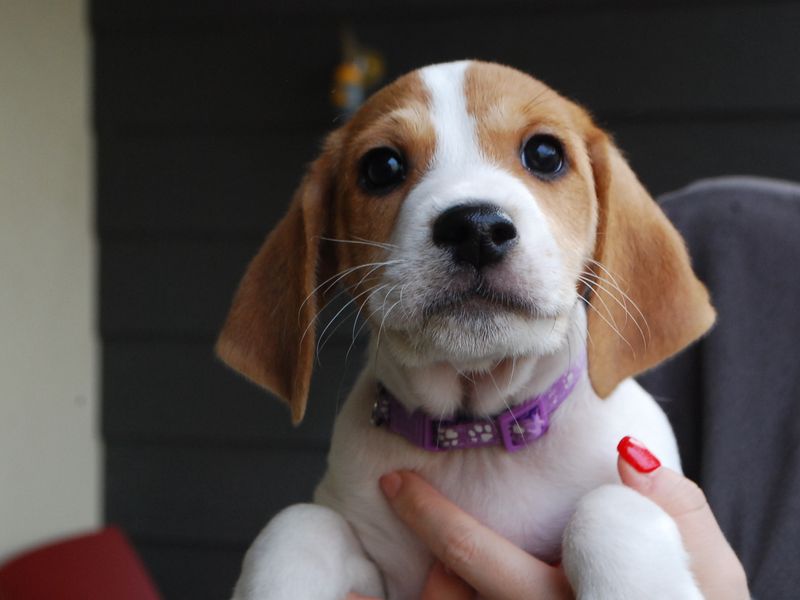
[581,269,649,342]
[297,260,400,322]
[316,304,358,358]
[483,367,524,432]
[375,296,403,357]
[594,274,651,345]
[578,273,624,319]
[577,275,623,337]
[309,261,405,351]
[579,273,648,350]
[311,282,390,359]
[345,282,395,362]
[373,283,403,353]
[299,280,368,350]
[577,293,634,355]
[303,261,385,312]
[345,264,394,301]
[398,283,409,320]
[316,298,366,361]
[348,291,373,356]
[322,260,399,297]
[586,259,651,341]
[298,268,357,324]
[350,282,402,354]
[379,283,400,318]
[318,278,392,357]
[352,236,399,250]
[320,236,399,252]
[486,364,503,397]
[298,286,351,350]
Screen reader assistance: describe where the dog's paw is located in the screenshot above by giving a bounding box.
[231,503,384,600]
[562,484,703,600]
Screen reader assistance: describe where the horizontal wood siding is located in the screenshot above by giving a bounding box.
[93,1,799,597]
[97,119,800,239]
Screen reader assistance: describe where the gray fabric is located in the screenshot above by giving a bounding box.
[638,177,800,600]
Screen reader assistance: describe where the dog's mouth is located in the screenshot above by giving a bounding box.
[423,283,540,320]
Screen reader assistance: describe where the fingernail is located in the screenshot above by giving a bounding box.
[380,472,402,499]
[618,436,661,473]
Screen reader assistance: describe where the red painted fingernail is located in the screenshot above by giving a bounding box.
[380,472,402,499]
[617,436,661,473]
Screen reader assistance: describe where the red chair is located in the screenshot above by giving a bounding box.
[0,526,161,600]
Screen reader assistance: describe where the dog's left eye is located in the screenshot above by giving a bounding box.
[521,134,566,178]
[359,147,406,193]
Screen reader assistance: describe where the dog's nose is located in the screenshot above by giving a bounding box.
[432,203,518,270]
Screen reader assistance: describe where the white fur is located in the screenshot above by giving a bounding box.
[231,504,383,600]
[230,61,702,599]
[563,485,702,600]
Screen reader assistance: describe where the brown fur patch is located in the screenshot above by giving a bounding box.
[585,131,716,395]
[464,62,598,276]
[215,71,435,422]
[329,72,436,301]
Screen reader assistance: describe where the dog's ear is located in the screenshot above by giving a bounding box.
[585,131,715,397]
[215,138,339,424]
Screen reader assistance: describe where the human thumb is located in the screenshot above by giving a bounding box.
[617,436,749,600]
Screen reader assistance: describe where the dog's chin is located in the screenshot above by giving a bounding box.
[381,307,571,369]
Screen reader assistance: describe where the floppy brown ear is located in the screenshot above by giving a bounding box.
[586,131,716,397]
[215,147,336,424]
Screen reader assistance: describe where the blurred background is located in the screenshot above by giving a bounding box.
[1,0,798,598]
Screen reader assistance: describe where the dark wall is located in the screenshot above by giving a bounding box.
[93,2,800,597]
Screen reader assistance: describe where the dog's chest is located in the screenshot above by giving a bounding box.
[320,431,618,599]
[420,447,610,557]
[316,373,681,599]
[313,376,665,598]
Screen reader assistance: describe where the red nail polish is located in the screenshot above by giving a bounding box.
[617,436,661,473]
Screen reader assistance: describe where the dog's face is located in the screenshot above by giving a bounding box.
[339,62,598,367]
[217,61,715,423]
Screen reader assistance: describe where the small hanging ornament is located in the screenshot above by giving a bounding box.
[332,28,385,116]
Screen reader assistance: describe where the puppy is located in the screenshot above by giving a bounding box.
[217,61,715,599]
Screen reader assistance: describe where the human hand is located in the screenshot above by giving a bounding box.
[616,436,750,600]
[345,466,570,600]
[356,436,749,600]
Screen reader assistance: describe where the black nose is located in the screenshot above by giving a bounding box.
[432,203,518,270]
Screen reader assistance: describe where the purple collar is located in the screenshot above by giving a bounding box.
[371,356,585,453]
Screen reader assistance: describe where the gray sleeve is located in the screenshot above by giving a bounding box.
[638,177,800,600]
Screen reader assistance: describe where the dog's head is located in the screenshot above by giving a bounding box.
[217,61,715,423]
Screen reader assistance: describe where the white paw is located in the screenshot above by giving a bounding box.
[562,485,703,600]
[231,503,384,600]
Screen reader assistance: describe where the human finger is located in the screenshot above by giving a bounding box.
[617,436,749,600]
[420,561,475,600]
[380,470,571,600]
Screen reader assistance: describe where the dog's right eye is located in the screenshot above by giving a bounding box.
[359,147,406,193]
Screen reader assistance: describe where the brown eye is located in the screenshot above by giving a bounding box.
[359,147,406,193]
[521,134,565,179]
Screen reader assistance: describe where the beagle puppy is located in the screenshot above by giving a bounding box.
[217,61,715,599]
